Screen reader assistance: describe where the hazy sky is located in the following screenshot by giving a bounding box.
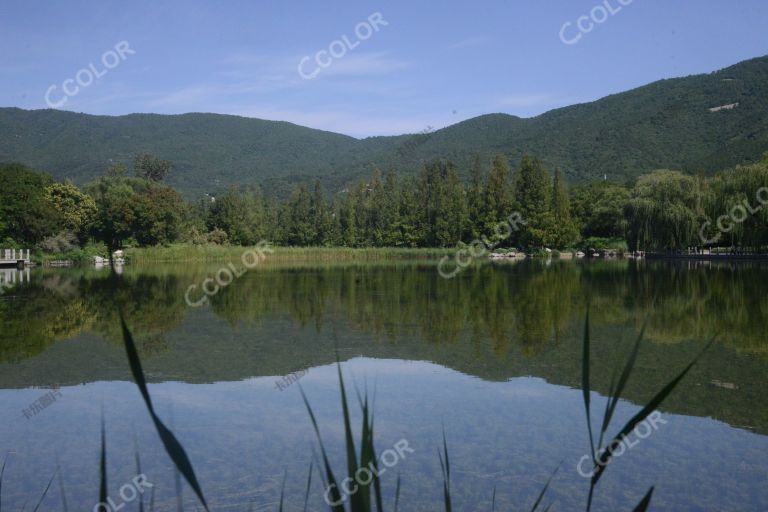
[1,0,766,137]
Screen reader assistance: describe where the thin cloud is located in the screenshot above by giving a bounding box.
[317,52,409,77]
[449,36,490,49]
[143,78,299,110]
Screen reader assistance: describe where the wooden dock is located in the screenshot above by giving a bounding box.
[0,249,31,268]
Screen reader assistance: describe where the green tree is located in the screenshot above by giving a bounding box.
[134,153,171,182]
[484,154,513,231]
[87,173,186,248]
[381,170,401,246]
[549,168,579,248]
[364,169,385,246]
[132,184,186,245]
[514,155,553,248]
[416,161,467,247]
[339,187,359,247]
[397,176,422,247]
[310,180,332,245]
[44,182,97,239]
[87,176,140,249]
[624,170,704,251]
[208,186,266,245]
[703,163,768,251]
[0,163,59,244]
[467,155,486,239]
[283,185,316,245]
[571,182,631,239]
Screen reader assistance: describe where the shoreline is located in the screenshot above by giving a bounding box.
[646,253,768,261]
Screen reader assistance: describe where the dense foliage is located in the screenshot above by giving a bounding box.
[1,56,767,198]
[2,151,768,253]
[0,163,58,244]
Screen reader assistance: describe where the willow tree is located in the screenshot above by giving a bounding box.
[704,163,768,251]
[624,170,704,251]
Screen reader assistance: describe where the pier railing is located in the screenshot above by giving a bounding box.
[0,249,31,266]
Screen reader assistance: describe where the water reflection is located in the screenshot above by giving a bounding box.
[2,260,767,362]
[0,260,767,510]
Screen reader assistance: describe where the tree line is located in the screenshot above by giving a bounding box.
[2,152,768,254]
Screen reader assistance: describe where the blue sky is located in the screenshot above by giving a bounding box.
[1,0,766,137]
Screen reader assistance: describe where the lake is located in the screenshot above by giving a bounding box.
[0,259,766,511]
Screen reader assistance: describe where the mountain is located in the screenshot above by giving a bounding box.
[2,55,768,197]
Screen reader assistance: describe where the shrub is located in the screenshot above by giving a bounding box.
[577,237,629,252]
[39,231,78,253]
[206,228,229,245]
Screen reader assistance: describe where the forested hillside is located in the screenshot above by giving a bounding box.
[1,55,767,198]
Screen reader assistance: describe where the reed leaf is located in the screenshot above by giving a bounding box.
[358,392,372,510]
[303,460,313,512]
[335,361,364,511]
[174,465,183,512]
[366,406,384,512]
[134,436,144,512]
[598,325,646,451]
[394,474,401,512]
[149,485,156,512]
[529,461,561,512]
[592,339,714,485]
[0,450,7,512]
[632,487,654,512]
[56,459,69,512]
[118,314,209,511]
[581,310,596,463]
[31,473,55,512]
[298,385,343,511]
[358,387,384,512]
[99,415,107,509]
[278,470,287,512]
[438,428,452,512]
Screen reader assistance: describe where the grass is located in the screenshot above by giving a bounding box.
[34,242,110,265]
[125,244,455,264]
[299,361,385,511]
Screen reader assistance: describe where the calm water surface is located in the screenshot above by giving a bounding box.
[0,259,766,511]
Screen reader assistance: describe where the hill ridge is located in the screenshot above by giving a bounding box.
[2,54,767,197]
